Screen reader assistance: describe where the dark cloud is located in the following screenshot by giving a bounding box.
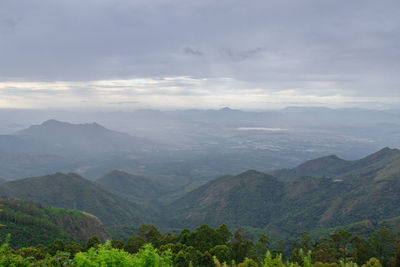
[184,47,203,56]
[0,0,399,106]
[220,47,264,62]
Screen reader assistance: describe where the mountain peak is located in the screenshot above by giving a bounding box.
[296,154,344,172]
[41,119,62,125]
[357,147,400,165]
[40,120,105,129]
[18,120,110,136]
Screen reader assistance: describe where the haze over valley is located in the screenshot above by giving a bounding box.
[1,0,400,265]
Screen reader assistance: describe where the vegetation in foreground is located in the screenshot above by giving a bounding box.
[1,224,399,266]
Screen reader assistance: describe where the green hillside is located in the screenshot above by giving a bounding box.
[0,198,107,248]
[0,173,157,226]
[170,148,400,236]
[169,170,283,228]
[96,170,168,202]
[271,147,400,180]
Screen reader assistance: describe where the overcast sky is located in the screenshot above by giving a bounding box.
[0,0,399,110]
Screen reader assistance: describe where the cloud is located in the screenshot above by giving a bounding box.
[221,47,265,62]
[0,0,399,108]
[184,47,203,57]
[0,17,17,33]
[1,77,400,110]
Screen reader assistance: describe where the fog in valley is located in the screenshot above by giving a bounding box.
[0,107,399,189]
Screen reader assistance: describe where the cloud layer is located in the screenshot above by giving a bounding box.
[0,0,399,109]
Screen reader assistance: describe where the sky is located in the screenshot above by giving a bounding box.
[0,0,399,110]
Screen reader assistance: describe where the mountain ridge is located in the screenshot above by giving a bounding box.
[271,147,400,180]
[0,172,157,226]
[170,147,400,234]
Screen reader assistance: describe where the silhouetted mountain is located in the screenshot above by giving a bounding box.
[0,120,167,179]
[0,173,156,226]
[16,119,160,156]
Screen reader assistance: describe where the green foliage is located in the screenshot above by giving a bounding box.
[75,241,172,267]
[124,235,145,254]
[0,223,399,267]
[361,257,382,267]
[85,236,101,250]
[0,173,150,226]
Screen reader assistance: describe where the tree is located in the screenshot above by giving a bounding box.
[47,239,64,255]
[362,257,382,267]
[231,228,254,263]
[111,240,124,250]
[210,244,231,263]
[124,235,145,254]
[138,224,162,248]
[217,224,232,244]
[64,241,83,257]
[369,227,396,266]
[85,236,101,250]
[256,234,270,261]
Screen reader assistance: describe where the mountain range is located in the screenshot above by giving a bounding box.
[0,120,164,179]
[169,147,400,235]
[0,147,399,239]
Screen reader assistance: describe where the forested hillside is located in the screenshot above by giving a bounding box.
[1,223,398,266]
[170,148,400,236]
[1,147,400,266]
[0,173,158,226]
[0,198,107,248]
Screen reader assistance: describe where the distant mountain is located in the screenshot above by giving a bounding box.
[0,177,5,184]
[0,120,166,179]
[15,119,160,156]
[0,198,107,248]
[0,173,156,226]
[170,148,400,235]
[96,170,169,202]
[271,147,400,180]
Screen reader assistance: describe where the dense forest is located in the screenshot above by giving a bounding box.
[1,147,400,266]
[1,223,398,266]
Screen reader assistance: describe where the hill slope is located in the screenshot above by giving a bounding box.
[271,147,400,180]
[96,170,169,202]
[170,148,400,235]
[0,198,107,248]
[0,173,155,226]
[169,170,283,228]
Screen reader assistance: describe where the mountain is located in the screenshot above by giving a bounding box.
[169,170,283,228]
[16,119,160,156]
[0,177,5,184]
[0,120,166,179]
[96,170,170,202]
[271,147,400,180]
[0,173,156,226]
[170,148,400,235]
[0,198,107,248]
